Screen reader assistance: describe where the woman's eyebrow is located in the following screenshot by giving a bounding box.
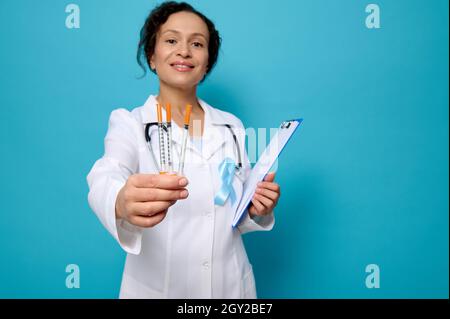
[161,29,208,40]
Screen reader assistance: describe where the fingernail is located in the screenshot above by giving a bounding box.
[180,190,188,198]
[179,178,188,186]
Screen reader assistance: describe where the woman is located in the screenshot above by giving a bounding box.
[87,1,280,299]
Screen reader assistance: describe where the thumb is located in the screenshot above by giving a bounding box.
[264,172,276,182]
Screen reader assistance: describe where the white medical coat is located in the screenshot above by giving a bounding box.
[87,94,275,299]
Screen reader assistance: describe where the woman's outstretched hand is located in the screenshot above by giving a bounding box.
[248,172,280,218]
[115,174,189,228]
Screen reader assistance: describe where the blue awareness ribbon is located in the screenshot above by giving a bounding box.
[214,157,237,206]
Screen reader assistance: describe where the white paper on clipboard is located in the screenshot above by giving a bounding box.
[232,118,303,227]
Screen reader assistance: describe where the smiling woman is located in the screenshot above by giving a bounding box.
[137,1,221,83]
[149,11,209,91]
[86,1,281,299]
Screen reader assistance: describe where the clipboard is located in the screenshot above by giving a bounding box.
[232,118,303,227]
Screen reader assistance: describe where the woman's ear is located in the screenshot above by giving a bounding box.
[149,55,156,71]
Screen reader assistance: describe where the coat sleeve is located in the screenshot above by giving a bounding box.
[86,109,143,255]
[234,119,275,235]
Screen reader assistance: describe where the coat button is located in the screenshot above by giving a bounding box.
[202,261,210,269]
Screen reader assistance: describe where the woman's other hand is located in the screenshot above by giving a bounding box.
[248,172,280,218]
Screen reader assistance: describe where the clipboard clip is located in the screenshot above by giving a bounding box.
[281,119,303,129]
[280,121,291,129]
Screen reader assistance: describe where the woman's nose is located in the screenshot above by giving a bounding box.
[177,42,192,58]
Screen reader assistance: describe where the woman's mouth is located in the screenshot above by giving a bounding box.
[170,62,195,72]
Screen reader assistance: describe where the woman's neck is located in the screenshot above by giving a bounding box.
[156,83,200,114]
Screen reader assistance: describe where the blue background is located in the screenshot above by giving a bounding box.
[0,0,448,298]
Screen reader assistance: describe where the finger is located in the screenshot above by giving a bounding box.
[263,172,276,182]
[248,204,258,216]
[130,174,189,189]
[255,187,279,201]
[130,200,176,217]
[251,197,265,215]
[256,181,280,192]
[130,211,167,228]
[254,193,273,209]
[128,187,188,202]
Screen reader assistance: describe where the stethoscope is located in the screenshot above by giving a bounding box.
[144,122,243,174]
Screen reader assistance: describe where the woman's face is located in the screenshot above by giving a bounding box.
[150,11,210,90]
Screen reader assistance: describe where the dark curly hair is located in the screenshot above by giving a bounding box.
[137,1,221,81]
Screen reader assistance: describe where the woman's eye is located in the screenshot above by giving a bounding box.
[192,42,204,48]
[166,39,177,44]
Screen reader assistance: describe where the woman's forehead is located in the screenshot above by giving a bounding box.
[159,11,209,39]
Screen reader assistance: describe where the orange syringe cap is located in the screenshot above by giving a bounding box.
[184,104,192,126]
[166,103,172,122]
[156,103,163,122]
